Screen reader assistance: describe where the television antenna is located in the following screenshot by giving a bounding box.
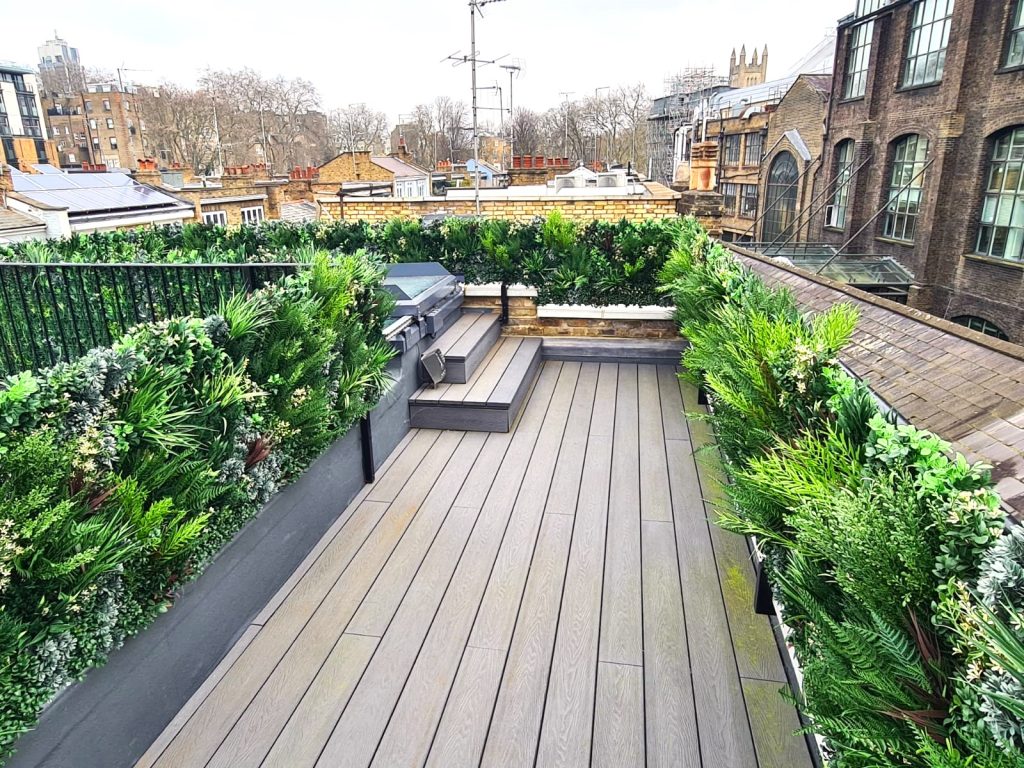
[441,0,509,213]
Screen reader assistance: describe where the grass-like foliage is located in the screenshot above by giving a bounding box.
[660,218,1021,767]
[0,250,393,760]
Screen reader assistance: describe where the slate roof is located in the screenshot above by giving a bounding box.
[0,207,47,235]
[370,156,429,178]
[279,201,318,223]
[729,244,1024,520]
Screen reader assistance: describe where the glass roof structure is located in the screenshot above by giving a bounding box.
[743,243,914,301]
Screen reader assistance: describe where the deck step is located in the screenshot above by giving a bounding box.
[411,336,543,433]
[423,310,501,384]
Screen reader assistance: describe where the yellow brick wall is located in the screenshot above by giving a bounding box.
[462,296,678,339]
[318,152,393,184]
[318,186,679,224]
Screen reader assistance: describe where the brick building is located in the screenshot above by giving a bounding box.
[0,63,57,170]
[41,84,147,170]
[729,45,769,87]
[318,149,432,197]
[813,0,1024,341]
[756,74,832,244]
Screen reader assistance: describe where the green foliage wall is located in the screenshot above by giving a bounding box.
[0,252,394,760]
[0,214,683,307]
[660,218,1024,768]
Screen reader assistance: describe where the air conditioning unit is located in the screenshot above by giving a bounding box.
[554,174,582,192]
[824,205,844,229]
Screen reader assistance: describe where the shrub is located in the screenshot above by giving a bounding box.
[660,217,1022,767]
[0,251,393,760]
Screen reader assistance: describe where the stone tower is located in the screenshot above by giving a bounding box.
[729,45,769,87]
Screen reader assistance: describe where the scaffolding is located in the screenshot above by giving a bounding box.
[646,67,728,185]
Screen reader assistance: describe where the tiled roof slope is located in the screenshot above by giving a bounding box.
[729,244,1024,520]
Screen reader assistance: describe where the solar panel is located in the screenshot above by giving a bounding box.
[11,168,189,214]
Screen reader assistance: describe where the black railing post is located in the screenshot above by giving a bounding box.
[500,281,509,324]
[359,415,375,484]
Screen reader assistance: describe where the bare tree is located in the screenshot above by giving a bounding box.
[433,97,469,162]
[328,104,389,154]
[37,62,87,98]
[511,108,543,156]
[616,83,649,169]
[135,84,218,173]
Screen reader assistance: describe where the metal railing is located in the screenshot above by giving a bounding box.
[0,262,299,376]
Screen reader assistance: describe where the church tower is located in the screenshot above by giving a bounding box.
[729,45,769,87]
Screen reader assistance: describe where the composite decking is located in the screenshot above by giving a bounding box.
[138,361,811,768]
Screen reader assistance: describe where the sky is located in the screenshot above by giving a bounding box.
[12,0,853,122]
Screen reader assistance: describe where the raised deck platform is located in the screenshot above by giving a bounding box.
[422,310,501,384]
[410,336,543,432]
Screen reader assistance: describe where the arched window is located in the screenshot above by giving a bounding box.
[952,315,1009,341]
[828,140,856,229]
[883,134,930,242]
[762,152,799,243]
[976,126,1024,262]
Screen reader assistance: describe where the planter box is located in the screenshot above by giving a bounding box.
[462,282,537,298]
[536,304,674,321]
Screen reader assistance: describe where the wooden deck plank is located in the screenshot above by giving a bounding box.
[424,646,506,768]
[666,437,759,767]
[134,625,260,768]
[413,330,504,404]
[544,362,600,517]
[657,364,691,442]
[445,312,496,358]
[589,362,618,437]
[642,519,701,768]
[159,432,465,768]
[484,338,542,406]
[592,662,645,768]
[427,311,479,355]
[365,429,442,502]
[639,365,672,522]
[599,363,643,666]
[535,436,612,768]
[315,505,481,768]
[252,430,418,627]
[371,368,563,768]
[457,336,522,403]
[259,634,379,768]
[347,431,488,636]
[204,433,478,768]
[480,512,574,768]
[468,362,581,651]
[147,499,392,768]
[743,678,814,768]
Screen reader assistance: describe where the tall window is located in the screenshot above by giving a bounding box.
[763,152,799,242]
[744,133,763,166]
[883,135,930,242]
[1007,0,1024,67]
[829,140,856,229]
[722,135,741,165]
[109,137,118,149]
[843,21,874,98]
[740,185,758,218]
[902,0,954,87]
[721,183,739,214]
[976,126,1024,262]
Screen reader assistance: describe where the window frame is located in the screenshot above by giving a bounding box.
[829,140,857,230]
[721,182,739,215]
[952,315,1009,341]
[240,206,265,226]
[105,117,114,129]
[1006,0,1024,68]
[882,134,930,243]
[743,132,763,166]
[108,137,118,150]
[739,184,758,218]
[722,134,741,166]
[974,126,1024,263]
[901,0,954,88]
[203,210,228,226]
[843,20,874,99]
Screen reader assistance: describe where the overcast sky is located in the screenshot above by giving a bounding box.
[13,0,852,122]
